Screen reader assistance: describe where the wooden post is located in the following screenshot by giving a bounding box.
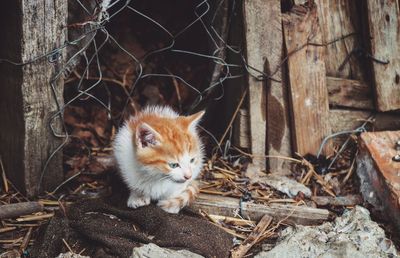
[365,0,400,111]
[0,1,66,196]
[283,4,332,156]
[242,0,268,173]
[243,0,292,175]
[263,1,292,175]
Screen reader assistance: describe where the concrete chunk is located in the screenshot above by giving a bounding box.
[131,243,204,258]
[255,206,399,258]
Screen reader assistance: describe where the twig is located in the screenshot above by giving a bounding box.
[0,156,8,193]
[0,227,16,233]
[19,227,33,253]
[62,238,74,253]
[16,212,54,222]
[49,171,82,195]
[231,214,273,258]
[218,89,248,146]
[208,214,256,227]
[200,210,247,239]
[342,152,357,185]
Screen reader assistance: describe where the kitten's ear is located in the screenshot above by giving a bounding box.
[136,123,162,148]
[184,110,205,130]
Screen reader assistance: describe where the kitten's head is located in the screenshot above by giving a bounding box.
[130,110,205,183]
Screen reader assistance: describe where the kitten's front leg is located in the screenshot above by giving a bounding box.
[127,190,151,208]
[157,182,199,214]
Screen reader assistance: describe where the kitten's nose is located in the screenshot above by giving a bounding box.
[183,171,192,180]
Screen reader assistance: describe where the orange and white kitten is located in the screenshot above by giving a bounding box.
[113,106,204,213]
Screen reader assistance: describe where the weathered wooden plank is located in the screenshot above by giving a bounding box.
[315,0,366,81]
[243,0,269,171]
[366,0,400,111]
[264,1,292,175]
[327,77,373,110]
[356,131,400,231]
[283,4,332,156]
[329,109,400,134]
[190,194,331,226]
[243,0,291,173]
[0,1,66,196]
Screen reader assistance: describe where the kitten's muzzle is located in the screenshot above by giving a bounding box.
[183,170,192,180]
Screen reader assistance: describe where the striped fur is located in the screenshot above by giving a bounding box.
[113,105,204,213]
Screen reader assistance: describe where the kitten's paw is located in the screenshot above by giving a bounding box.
[157,200,181,214]
[127,194,150,209]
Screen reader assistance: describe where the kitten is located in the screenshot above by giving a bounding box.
[113,106,204,213]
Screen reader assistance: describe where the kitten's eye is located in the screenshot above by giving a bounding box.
[190,158,195,163]
[168,163,180,169]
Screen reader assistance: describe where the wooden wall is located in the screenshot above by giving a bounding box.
[235,0,400,174]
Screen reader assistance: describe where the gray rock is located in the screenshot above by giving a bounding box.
[255,206,399,258]
[131,243,204,258]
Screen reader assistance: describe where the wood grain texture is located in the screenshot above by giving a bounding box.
[263,1,292,175]
[327,77,374,110]
[0,1,66,196]
[283,4,332,156]
[243,0,268,170]
[234,109,250,149]
[329,109,400,134]
[366,0,400,111]
[191,194,330,226]
[315,0,366,80]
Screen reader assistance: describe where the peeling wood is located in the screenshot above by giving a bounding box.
[327,77,373,110]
